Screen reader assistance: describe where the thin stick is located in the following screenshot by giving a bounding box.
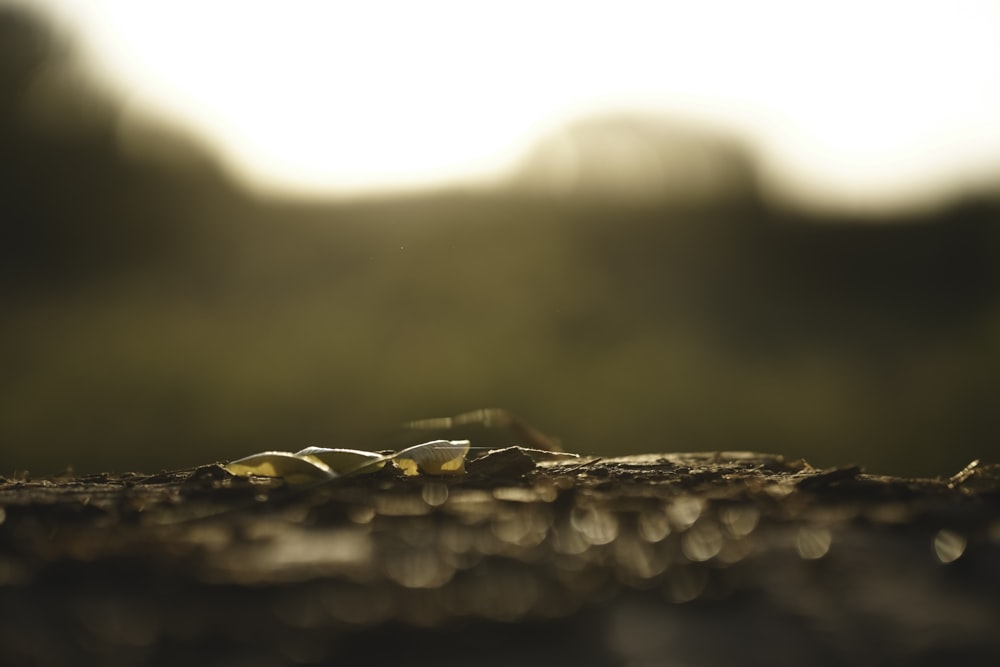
[404,408,564,452]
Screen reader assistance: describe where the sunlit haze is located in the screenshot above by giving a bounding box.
[17,0,1000,211]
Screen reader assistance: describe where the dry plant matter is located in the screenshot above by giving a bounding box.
[1,436,998,666]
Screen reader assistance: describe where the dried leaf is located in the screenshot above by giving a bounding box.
[225,452,335,484]
[294,447,387,475]
[393,440,470,476]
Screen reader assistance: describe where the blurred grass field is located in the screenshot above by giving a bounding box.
[2,9,999,477]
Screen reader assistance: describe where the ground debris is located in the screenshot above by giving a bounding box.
[794,464,863,491]
[1,451,998,666]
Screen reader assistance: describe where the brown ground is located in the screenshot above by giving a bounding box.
[1,450,999,666]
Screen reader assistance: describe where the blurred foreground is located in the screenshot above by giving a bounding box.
[2,452,998,665]
[2,9,999,476]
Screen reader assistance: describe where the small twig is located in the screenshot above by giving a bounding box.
[561,457,603,474]
[404,408,564,452]
[948,459,980,488]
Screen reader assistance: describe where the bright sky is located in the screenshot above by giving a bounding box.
[17,0,1000,212]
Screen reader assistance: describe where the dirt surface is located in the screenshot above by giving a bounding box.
[2,450,999,666]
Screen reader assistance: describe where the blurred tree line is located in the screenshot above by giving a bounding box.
[2,8,998,476]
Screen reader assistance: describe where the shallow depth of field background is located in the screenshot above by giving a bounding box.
[2,5,999,477]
